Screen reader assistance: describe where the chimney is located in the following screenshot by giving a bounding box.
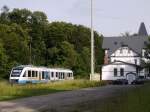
[138,22,148,36]
[104,50,109,64]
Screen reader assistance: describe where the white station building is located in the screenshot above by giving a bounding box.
[101,23,150,84]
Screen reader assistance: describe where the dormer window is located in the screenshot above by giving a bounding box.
[144,41,147,45]
[135,59,137,65]
[114,42,117,45]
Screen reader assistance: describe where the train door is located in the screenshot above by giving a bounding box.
[48,71,51,80]
[39,71,42,80]
[64,72,67,80]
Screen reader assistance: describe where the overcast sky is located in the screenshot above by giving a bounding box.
[0,0,150,36]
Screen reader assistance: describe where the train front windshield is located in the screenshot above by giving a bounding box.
[11,67,23,77]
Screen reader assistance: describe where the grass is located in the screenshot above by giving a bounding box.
[99,83,150,112]
[0,80,106,101]
[70,82,150,112]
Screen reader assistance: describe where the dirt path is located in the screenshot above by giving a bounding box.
[0,85,136,112]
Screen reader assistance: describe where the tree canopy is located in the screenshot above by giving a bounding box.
[0,6,104,79]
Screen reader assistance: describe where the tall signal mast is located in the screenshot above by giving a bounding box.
[90,0,94,80]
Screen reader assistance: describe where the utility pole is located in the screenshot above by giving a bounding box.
[29,36,32,65]
[90,0,94,80]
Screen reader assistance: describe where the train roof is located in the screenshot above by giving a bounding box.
[14,65,73,72]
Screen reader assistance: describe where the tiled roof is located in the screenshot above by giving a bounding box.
[102,22,149,56]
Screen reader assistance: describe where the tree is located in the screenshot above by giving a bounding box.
[0,40,8,78]
[59,41,78,68]
[0,5,9,24]
[143,37,150,72]
[0,7,104,79]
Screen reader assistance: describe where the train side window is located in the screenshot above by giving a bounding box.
[35,71,38,77]
[42,71,45,79]
[32,71,35,77]
[51,72,54,77]
[45,72,49,79]
[62,73,64,79]
[23,71,26,77]
[56,72,58,77]
[28,71,31,77]
[61,73,62,79]
[58,72,60,79]
[68,73,70,77]
[60,72,62,79]
[60,73,61,79]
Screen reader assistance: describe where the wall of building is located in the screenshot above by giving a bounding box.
[102,62,137,80]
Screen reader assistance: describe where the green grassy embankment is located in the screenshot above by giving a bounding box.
[101,83,150,112]
[71,82,150,112]
[0,80,106,101]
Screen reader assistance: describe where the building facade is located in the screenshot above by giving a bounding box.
[102,23,150,84]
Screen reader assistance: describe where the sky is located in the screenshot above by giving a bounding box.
[0,0,150,36]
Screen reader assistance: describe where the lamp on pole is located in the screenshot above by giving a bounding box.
[90,0,94,80]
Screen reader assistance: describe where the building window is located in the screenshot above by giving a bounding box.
[114,42,117,45]
[128,48,130,53]
[136,68,139,74]
[120,48,123,54]
[120,68,124,76]
[114,68,117,77]
[135,59,137,65]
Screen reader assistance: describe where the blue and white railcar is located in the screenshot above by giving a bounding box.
[9,65,74,84]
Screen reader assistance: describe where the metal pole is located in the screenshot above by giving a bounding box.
[29,36,32,65]
[90,0,94,80]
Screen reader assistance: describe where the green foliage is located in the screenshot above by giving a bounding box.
[45,22,104,78]
[144,37,150,68]
[0,7,104,79]
[0,40,8,78]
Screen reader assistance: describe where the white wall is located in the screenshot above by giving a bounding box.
[102,62,137,80]
[110,47,141,65]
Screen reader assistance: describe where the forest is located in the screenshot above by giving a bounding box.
[0,6,104,79]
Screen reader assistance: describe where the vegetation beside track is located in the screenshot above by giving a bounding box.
[0,80,106,101]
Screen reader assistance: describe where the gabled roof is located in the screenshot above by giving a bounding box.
[138,22,148,36]
[102,36,149,56]
[102,22,149,56]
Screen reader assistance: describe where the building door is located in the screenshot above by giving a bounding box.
[126,73,136,84]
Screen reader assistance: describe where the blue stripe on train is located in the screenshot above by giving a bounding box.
[18,80,48,84]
